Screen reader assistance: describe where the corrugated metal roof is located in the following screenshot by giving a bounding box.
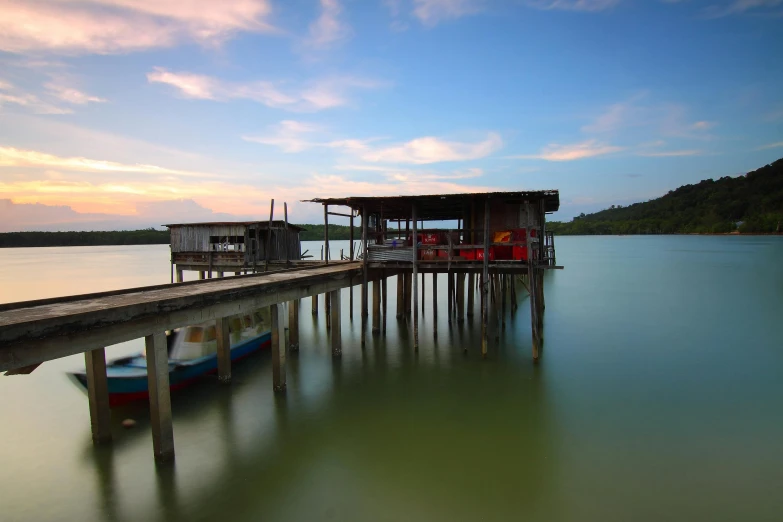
[303,190,560,219]
[163,220,306,231]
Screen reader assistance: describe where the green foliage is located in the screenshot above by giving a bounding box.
[549,157,783,235]
[0,229,170,248]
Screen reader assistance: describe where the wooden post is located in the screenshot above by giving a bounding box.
[312,294,319,315]
[447,272,454,322]
[350,212,354,320]
[362,207,369,318]
[330,289,342,356]
[467,273,474,316]
[289,300,299,351]
[271,304,286,391]
[324,204,329,265]
[432,272,438,339]
[396,274,404,318]
[421,270,425,314]
[350,211,355,260]
[405,272,412,315]
[457,272,465,323]
[412,203,419,351]
[85,348,111,444]
[284,202,290,266]
[526,202,539,362]
[216,271,224,278]
[216,317,231,383]
[145,332,174,461]
[372,279,381,334]
[381,276,387,334]
[175,268,183,283]
[198,271,205,280]
[325,292,331,330]
[501,275,507,330]
[481,198,490,358]
[265,199,274,272]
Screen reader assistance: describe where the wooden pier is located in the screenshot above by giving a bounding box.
[1,189,562,462]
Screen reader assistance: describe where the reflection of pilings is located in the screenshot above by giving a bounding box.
[372,279,381,334]
[325,292,331,330]
[447,273,453,323]
[330,289,342,356]
[396,275,404,319]
[456,273,465,323]
[155,459,181,521]
[216,317,231,383]
[92,446,119,522]
[381,276,388,335]
[467,273,474,317]
[432,273,438,339]
[405,272,412,315]
[288,300,299,351]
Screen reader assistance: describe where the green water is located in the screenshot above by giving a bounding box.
[0,236,781,521]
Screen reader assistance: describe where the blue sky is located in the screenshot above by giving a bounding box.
[0,0,781,230]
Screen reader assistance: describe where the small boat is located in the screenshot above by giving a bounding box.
[69,309,272,406]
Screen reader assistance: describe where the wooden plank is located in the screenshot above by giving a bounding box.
[145,332,174,461]
[216,316,231,383]
[0,264,361,372]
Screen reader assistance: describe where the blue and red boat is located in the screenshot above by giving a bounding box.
[69,309,272,406]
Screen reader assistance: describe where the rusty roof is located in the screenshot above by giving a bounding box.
[163,220,305,231]
[304,190,559,220]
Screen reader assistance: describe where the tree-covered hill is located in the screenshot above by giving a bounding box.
[549,157,783,235]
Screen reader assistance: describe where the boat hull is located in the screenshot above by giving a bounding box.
[70,331,271,407]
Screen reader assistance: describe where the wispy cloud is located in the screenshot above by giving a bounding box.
[704,0,783,17]
[147,68,382,111]
[526,0,620,12]
[756,141,783,150]
[361,133,503,164]
[306,0,352,47]
[0,146,217,179]
[412,0,486,25]
[0,0,278,55]
[0,80,72,114]
[509,140,623,161]
[45,82,106,105]
[637,149,703,157]
[243,120,376,152]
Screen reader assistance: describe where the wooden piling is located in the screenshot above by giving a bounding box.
[467,273,474,317]
[84,347,111,444]
[361,206,368,346]
[330,289,342,356]
[447,272,454,322]
[432,272,438,338]
[381,276,388,334]
[324,204,330,266]
[457,272,465,323]
[405,272,412,315]
[271,304,286,391]
[289,300,299,351]
[372,278,381,334]
[198,271,205,280]
[145,332,174,461]
[175,268,183,283]
[325,292,331,330]
[216,316,231,383]
[396,274,404,319]
[312,294,319,315]
[501,275,507,330]
[481,198,490,358]
[412,203,419,351]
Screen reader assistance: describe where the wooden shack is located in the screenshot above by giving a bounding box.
[166,221,304,280]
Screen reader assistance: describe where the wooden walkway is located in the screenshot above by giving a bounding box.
[0,262,361,373]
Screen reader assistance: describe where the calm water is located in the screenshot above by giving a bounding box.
[1,237,782,522]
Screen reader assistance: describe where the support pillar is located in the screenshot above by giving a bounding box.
[372,278,381,334]
[412,203,419,351]
[289,300,299,351]
[432,273,438,339]
[467,273,475,316]
[198,271,205,280]
[381,276,388,334]
[396,274,404,319]
[325,292,331,330]
[405,272,412,315]
[217,271,224,278]
[456,273,465,323]
[145,332,174,461]
[271,304,286,391]
[175,268,183,283]
[530,268,540,362]
[481,198,490,358]
[447,272,454,322]
[312,294,319,315]
[85,348,111,444]
[216,317,231,383]
[330,289,342,356]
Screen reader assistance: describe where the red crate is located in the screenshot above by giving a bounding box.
[422,233,441,245]
[475,248,495,261]
[494,245,512,260]
[512,245,530,261]
[420,248,436,261]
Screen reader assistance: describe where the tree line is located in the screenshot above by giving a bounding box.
[548,157,783,235]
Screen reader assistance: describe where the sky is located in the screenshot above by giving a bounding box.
[0,0,782,231]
